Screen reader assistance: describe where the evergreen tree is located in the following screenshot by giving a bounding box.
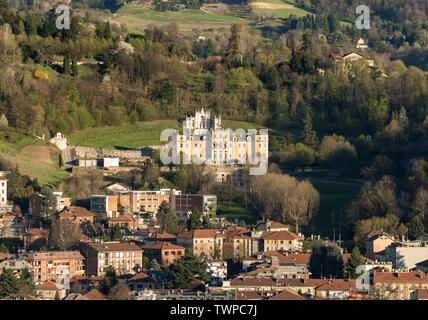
[187,208,202,231]
[63,54,71,75]
[104,21,112,40]
[407,215,424,241]
[343,247,364,279]
[110,224,123,241]
[0,268,20,299]
[149,258,161,271]
[309,242,344,279]
[302,112,319,149]
[156,201,178,234]
[102,266,118,294]
[72,55,78,77]
[165,255,210,289]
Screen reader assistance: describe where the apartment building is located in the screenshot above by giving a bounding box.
[90,189,180,217]
[18,251,85,284]
[372,270,428,300]
[171,194,217,218]
[83,242,143,276]
[141,241,185,266]
[222,227,253,260]
[365,230,394,260]
[177,229,225,259]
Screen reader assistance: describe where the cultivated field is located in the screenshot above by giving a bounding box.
[105,4,241,34]
[249,0,313,18]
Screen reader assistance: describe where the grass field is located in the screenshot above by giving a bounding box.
[250,0,313,18]
[68,120,180,149]
[106,4,241,34]
[0,133,69,188]
[217,200,261,225]
[67,119,283,149]
[310,183,361,240]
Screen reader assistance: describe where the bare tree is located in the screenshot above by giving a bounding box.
[48,220,83,250]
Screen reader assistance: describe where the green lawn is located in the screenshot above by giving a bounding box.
[0,132,69,188]
[310,183,361,240]
[68,120,179,149]
[107,4,241,34]
[217,200,261,225]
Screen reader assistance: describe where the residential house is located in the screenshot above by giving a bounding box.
[36,281,66,300]
[83,241,143,276]
[52,192,71,211]
[171,194,217,219]
[411,289,428,300]
[58,206,94,226]
[330,52,375,67]
[384,245,428,270]
[255,220,289,232]
[257,230,303,252]
[315,279,356,300]
[104,182,130,192]
[141,241,185,266]
[127,272,159,294]
[108,215,138,231]
[365,230,394,260]
[69,275,104,294]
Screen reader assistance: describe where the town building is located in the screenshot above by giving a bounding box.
[17,251,85,284]
[371,270,428,300]
[108,215,139,231]
[82,242,143,276]
[144,233,177,245]
[24,228,49,248]
[206,260,228,286]
[0,258,33,278]
[171,194,217,219]
[36,281,67,300]
[141,241,185,266]
[52,192,71,211]
[330,52,375,67]
[58,206,94,226]
[127,272,159,294]
[365,230,394,260]
[177,229,224,259]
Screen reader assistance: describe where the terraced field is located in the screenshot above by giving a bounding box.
[249,0,313,18]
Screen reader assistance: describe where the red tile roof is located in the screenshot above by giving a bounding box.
[278,278,329,287]
[26,228,49,237]
[230,277,276,287]
[342,254,373,264]
[109,215,135,222]
[128,272,157,282]
[59,206,94,218]
[316,279,356,291]
[415,289,428,300]
[0,176,8,181]
[88,242,142,252]
[19,251,84,261]
[83,289,107,300]
[142,241,185,251]
[373,271,428,283]
[37,281,64,290]
[178,229,223,239]
[268,289,306,300]
[0,253,14,261]
[261,230,302,240]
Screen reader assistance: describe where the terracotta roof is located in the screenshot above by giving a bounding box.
[278,278,329,287]
[37,281,64,290]
[128,272,157,282]
[268,289,306,300]
[224,226,251,238]
[0,176,8,181]
[262,251,310,265]
[109,215,135,222]
[236,291,276,300]
[88,242,142,252]
[316,279,356,291]
[373,271,428,283]
[261,230,302,240]
[0,253,14,261]
[178,229,223,239]
[365,230,392,241]
[142,241,184,251]
[145,233,177,240]
[19,251,84,261]
[230,277,276,287]
[59,206,94,218]
[267,221,289,230]
[342,254,373,264]
[83,289,107,300]
[1,215,20,220]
